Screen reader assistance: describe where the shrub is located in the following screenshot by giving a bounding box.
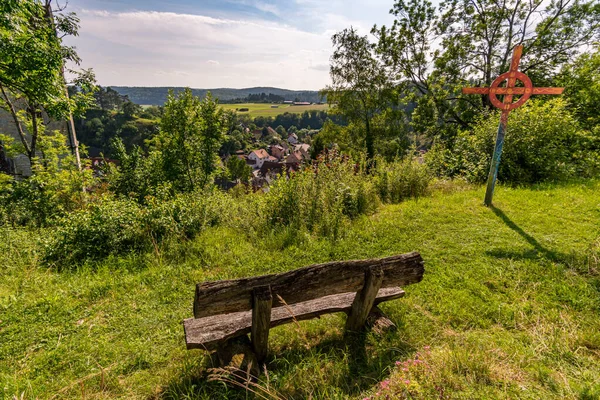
[427,99,600,184]
[42,189,233,268]
[374,157,432,203]
[262,150,379,238]
[0,167,92,227]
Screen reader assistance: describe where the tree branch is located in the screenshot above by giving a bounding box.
[0,83,32,157]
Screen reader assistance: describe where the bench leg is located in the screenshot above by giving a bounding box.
[213,335,260,380]
[345,266,384,332]
[251,285,273,365]
[366,306,397,335]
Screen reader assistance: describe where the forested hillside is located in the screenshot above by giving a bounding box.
[110,86,323,105]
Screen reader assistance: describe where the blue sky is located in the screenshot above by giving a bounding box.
[65,0,396,89]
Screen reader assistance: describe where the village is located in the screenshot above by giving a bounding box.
[226,125,312,189]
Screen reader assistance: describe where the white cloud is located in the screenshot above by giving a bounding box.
[254,2,281,16]
[67,10,334,89]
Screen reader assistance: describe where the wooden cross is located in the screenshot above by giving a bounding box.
[462,45,564,206]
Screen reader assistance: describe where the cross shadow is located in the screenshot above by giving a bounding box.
[487,206,566,263]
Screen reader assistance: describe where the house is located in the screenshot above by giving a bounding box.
[251,129,263,142]
[0,106,68,177]
[288,133,298,145]
[269,144,286,160]
[259,161,285,182]
[248,148,277,169]
[265,126,278,137]
[293,102,311,106]
[294,143,311,160]
[235,150,246,160]
[286,150,304,166]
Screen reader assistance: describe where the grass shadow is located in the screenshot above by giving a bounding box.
[487,206,571,264]
[155,319,416,399]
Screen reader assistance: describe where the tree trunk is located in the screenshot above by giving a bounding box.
[44,0,81,171]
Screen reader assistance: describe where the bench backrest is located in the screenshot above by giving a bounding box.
[194,252,424,318]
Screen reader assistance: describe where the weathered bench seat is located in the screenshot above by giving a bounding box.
[183,252,424,367]
[184,287,405,350]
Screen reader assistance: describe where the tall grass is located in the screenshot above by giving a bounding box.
[374,157,432,204]
[262,151,379,238]
[16,153,431,268]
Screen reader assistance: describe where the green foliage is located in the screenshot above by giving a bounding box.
[225,156,252,183]
[427,99,600,184]
[158,89,225,192]
[107,138,163,202]
[0,130,92,226]
[0,0,96,165]
[323,28,392,160]
[121,100,142,119]
[263,150,380,238]
[2,181,600,399]
[374,157,431,203]
[557,47,600,130]
[43,189,233,268]
[372,0,600,141]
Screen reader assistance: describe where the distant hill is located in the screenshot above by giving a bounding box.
[109,86,324,106]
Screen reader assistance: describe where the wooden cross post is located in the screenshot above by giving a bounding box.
[462,45,564,206]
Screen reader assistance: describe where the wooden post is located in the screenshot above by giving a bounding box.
[484,111,508,206]
[345,266,384,332]
[251,285,272,365]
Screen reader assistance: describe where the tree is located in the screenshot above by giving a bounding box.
[94,87,127,111]
[373,0,600,141]
[322,27,390,161]
[275,125,287,136]
[226,156,252,183]
[0,0,95,169]
[158,89,225,192]
[556,47,600,130]
[121,100,141,120]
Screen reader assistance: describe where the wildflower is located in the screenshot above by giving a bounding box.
[424,345,431,350]
[404,379,411,385]
[395,361,402,366]
[380,380,390,390]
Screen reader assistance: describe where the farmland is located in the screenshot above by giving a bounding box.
[220,102,330,117]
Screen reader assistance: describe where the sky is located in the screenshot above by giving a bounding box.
[64,0,397,90]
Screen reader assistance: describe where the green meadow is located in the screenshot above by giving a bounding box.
[219,103,330,117]
[2,180,599,399]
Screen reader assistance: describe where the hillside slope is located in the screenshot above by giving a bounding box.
[1,180,599,399]
[110,86,323,105]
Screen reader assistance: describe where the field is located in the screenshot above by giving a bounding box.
[2,180,600,399]
[219,103,330,117]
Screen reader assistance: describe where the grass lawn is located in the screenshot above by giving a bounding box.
[219,103,330,118]
[1,180,599,399]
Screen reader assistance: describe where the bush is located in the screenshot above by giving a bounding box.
[427,99,600,184]
[262,150,379,238]
[42,189,233,268]
[374,157,432,203]
[0,168,92,227]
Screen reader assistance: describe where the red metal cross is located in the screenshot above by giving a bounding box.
[461,45,564,206]
[463,45,564,118]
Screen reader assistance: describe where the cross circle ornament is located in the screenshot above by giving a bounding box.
[461,44,564,206]
[489,71,533,111]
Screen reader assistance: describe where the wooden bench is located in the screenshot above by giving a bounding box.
[183,252,424,367]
